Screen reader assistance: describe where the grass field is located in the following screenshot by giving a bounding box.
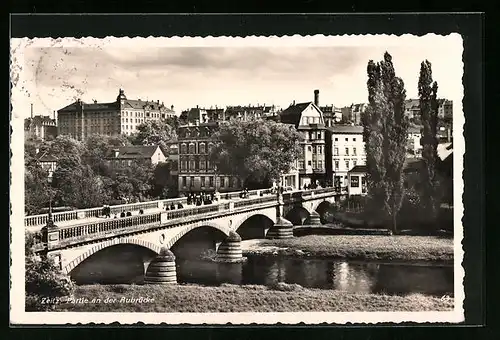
[56,283,454,313]
[242,235,454,263]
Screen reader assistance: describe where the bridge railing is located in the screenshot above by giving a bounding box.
[24,197,188,227]
[58,213,162,242]
[233,195,276,209]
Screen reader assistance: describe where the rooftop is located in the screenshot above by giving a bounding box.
[348,165,367,173]
[328,125,363,134]
[111,145,164,160]
[278,102,314,128]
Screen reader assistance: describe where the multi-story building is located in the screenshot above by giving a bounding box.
[224,104,278,121]
[57,89,176,141]
[350,103,367,125]
[24,105,58,141]
[404,99,421,120]
[278,90,327,188]
[320,105,342,127]
[438,99,453,119]
[328,125,365,188]
[177,121,243,195]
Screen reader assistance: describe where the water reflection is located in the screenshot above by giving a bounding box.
[177,257,453,296]
[73,251,453,296]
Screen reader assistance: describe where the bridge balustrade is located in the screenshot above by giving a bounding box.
[58,213,162,241]
[233,195,276,208]
[25,197,188,227]
[166,204,223,220]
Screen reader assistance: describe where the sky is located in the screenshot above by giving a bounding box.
[11,35,463,118]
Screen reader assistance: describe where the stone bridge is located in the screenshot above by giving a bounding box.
[29,187,341,283]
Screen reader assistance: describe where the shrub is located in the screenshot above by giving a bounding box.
[25,234,75,311]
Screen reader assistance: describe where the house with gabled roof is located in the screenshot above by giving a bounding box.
[107,145,167,167]
[276,90,327,188]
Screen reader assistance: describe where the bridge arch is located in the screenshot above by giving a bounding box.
[284,205,311,225]
[233,211,277,240]
[311,199,335,213]
[63,238,161,275]
[164,221,231,250]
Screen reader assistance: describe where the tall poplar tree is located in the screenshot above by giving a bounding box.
[418,60,440,218]
[362,52,408,233]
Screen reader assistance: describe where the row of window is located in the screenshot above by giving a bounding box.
[334,159,360,170]
[306,145,324,154]
[334,137,358,142]
[298,160,324,169]
[179,143,214,155]
[180,160,213,171]
[334,147,359,156]
[180,176,238,188]
[304,131,324,140]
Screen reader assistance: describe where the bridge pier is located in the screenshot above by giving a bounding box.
[305,210,322,225]
[216,231,245,263]
[144,248,177,284]
[266,217,294,239]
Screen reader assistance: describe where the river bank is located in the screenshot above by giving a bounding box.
[56,283,454,313]
[241,235,454,263]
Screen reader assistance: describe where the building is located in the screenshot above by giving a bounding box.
[165,141,179,176]
[347,165,367,196]
[35,151,58,182]
[438,99,453,119]
[24,105,58,141]
[328,125,365,188]
[404,99,421,119]
[320,105,342,127]
[277,90,327,188]
[177,121,243,195]
[349,103,367,125]
[224,104,278,121]
[57,89,176,141]
[407,126,423,158]
[107,145,167,167]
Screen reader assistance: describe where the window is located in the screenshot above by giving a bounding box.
[345,147,349,156]
[200,143,206,154]
[189,160,196,170]
[334,137,338,141]
[308,160,312,166]
[353,138,356,142]
[312,161,317,168]
[334,147,339,156]
[209,176,214,187]
[190,176,195,187]
[345,160,350,170]
[299,161,305,169]
[201,176,206,187]
[308,146,312,152]
[353,160,357,166]
[345,138,348,141]
[181,144,187,154]
[208,143,214,153]
[350,176,360,188]
[221,177,225,187]
[334,160,339,170]
[199,160,206,170]
[188,143,195,154]
[353,147,357,156]
[182,177,187,187]
[318,160,323,169]
[317,132,321,139]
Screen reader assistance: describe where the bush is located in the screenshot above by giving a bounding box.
[25,234,75,311]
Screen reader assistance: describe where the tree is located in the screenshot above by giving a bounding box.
[129,120,177,151]
[362,52,409,233]
[25,233,74,311]
[209,118,302,188]
[151,161,178,198]
[83,134,131,176]
[24,162,53,215]
[418,60,441,219]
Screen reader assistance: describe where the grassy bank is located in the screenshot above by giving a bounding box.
[242,235,453,263]
[56,283,453,312]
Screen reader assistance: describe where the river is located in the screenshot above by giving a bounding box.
[71,252,453,296]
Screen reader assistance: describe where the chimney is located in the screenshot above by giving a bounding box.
[314,89,319,106]
[30,103,33,119]
[53,111,56,121]
[171,105,174,110]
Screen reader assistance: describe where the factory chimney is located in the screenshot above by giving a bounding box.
[30,103,33,119]
[314,89,319,106]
